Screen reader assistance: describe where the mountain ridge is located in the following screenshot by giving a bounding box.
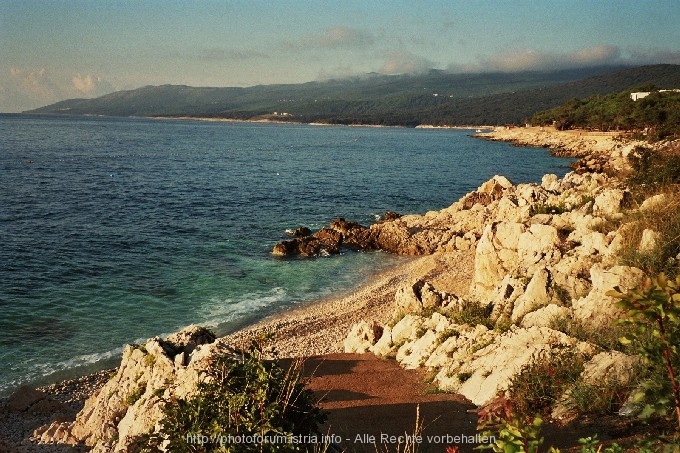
[25,64,680,126]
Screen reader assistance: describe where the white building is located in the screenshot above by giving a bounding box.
[631,89,680,101]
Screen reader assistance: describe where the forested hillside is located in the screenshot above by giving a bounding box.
[530,87,680,140]
[26,65,680,127]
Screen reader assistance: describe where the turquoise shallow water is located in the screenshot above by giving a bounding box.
[0,115,573,395]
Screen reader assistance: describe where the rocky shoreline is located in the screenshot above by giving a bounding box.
[3,126,676,451]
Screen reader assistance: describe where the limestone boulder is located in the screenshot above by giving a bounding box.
[435,326,593,406]
[34,326,227,453]
[391,314,425,346]
[639,194,667,212]
[572,265,645,326]
[593,189,625,216]
[343,321,383,353]
[638,229,660,253]
[517,224,561,271]
[488,275,526,324]
[396,330,439,369]
[520,304,570,329]
[511,268,551,323]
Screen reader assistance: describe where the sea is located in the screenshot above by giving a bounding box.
[0,115,573,396]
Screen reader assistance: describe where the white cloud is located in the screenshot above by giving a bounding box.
[449,45,623,73]
[72,73,115,96]
[379,50,433,75]
[1,67,116,112]
[318,26,375,49]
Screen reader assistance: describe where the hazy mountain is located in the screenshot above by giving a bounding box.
[24,65,680,126]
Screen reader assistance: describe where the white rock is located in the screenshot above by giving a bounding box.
[369,325,394,357]
[396,330,438,369]
[391,314,425,345]
[343,321,378,353]
[572,265,645,326]
[541,174,560,191]
[639,193,667,212]
[442,326,589,406]
[593,189,624,215]
[511,268,551,322]
[638,229,660,253]
[520,304,570,328]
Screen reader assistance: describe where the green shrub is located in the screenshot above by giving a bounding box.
[449,300,494,329]
[126,385,145,406]
[609,274,680,431]
[144,338,327,452]
[507,350,585,417]
[567,379,631,416]
[530,203,570,216]
[548,315,630,352]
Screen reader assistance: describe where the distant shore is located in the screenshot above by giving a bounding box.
[147,115,493,130]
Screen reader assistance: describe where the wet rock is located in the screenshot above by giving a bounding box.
[289,226,312,237]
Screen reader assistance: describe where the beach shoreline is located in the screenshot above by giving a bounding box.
[0,249,475,451]
[4,124,644,451]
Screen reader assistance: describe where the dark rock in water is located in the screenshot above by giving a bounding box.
[290,226,312,237]
[376,211,402,223]
[273,240,298,256]
[273,214,402,257]
[272,235,341,257]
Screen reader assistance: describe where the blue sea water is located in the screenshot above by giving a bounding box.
[0,115,572,395]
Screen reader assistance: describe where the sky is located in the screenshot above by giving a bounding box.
[2,0,680,112]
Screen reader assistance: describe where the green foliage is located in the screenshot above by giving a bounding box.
[126,385,145,406]
[476,399,669,453]
[548,315,630,352]
[530,203,571,216]
[29,65,680,127]
[577,435,624,453]
[531,89,680,139]
[628,146,680,189]
[507,350,585,417]
[476,397,557,453]
[567,379,632,416]
[609,274,680,431]
[448,300,494,329]
[143,339,327,452]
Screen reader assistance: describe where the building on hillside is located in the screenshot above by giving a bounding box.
[631,89,680,101]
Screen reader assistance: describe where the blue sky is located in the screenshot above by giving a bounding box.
[2,0,680,112]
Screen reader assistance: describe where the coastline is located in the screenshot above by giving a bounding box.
[0,122,660,451]
[222,249,475,357]
[0,250,475,451]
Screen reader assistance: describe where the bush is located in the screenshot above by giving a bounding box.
[144,338,327,452]
[627,146,680,190]
[616,182,680,278]
[507,350,585,417]
[609,274,680,431]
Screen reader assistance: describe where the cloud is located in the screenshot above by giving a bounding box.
[379,50,433,75]
[1,67,115,112]
[71,73,110,95]
[449,45,623,73]
[10,67,62,100]
[286,26,376,50]
[626,48,680,66]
